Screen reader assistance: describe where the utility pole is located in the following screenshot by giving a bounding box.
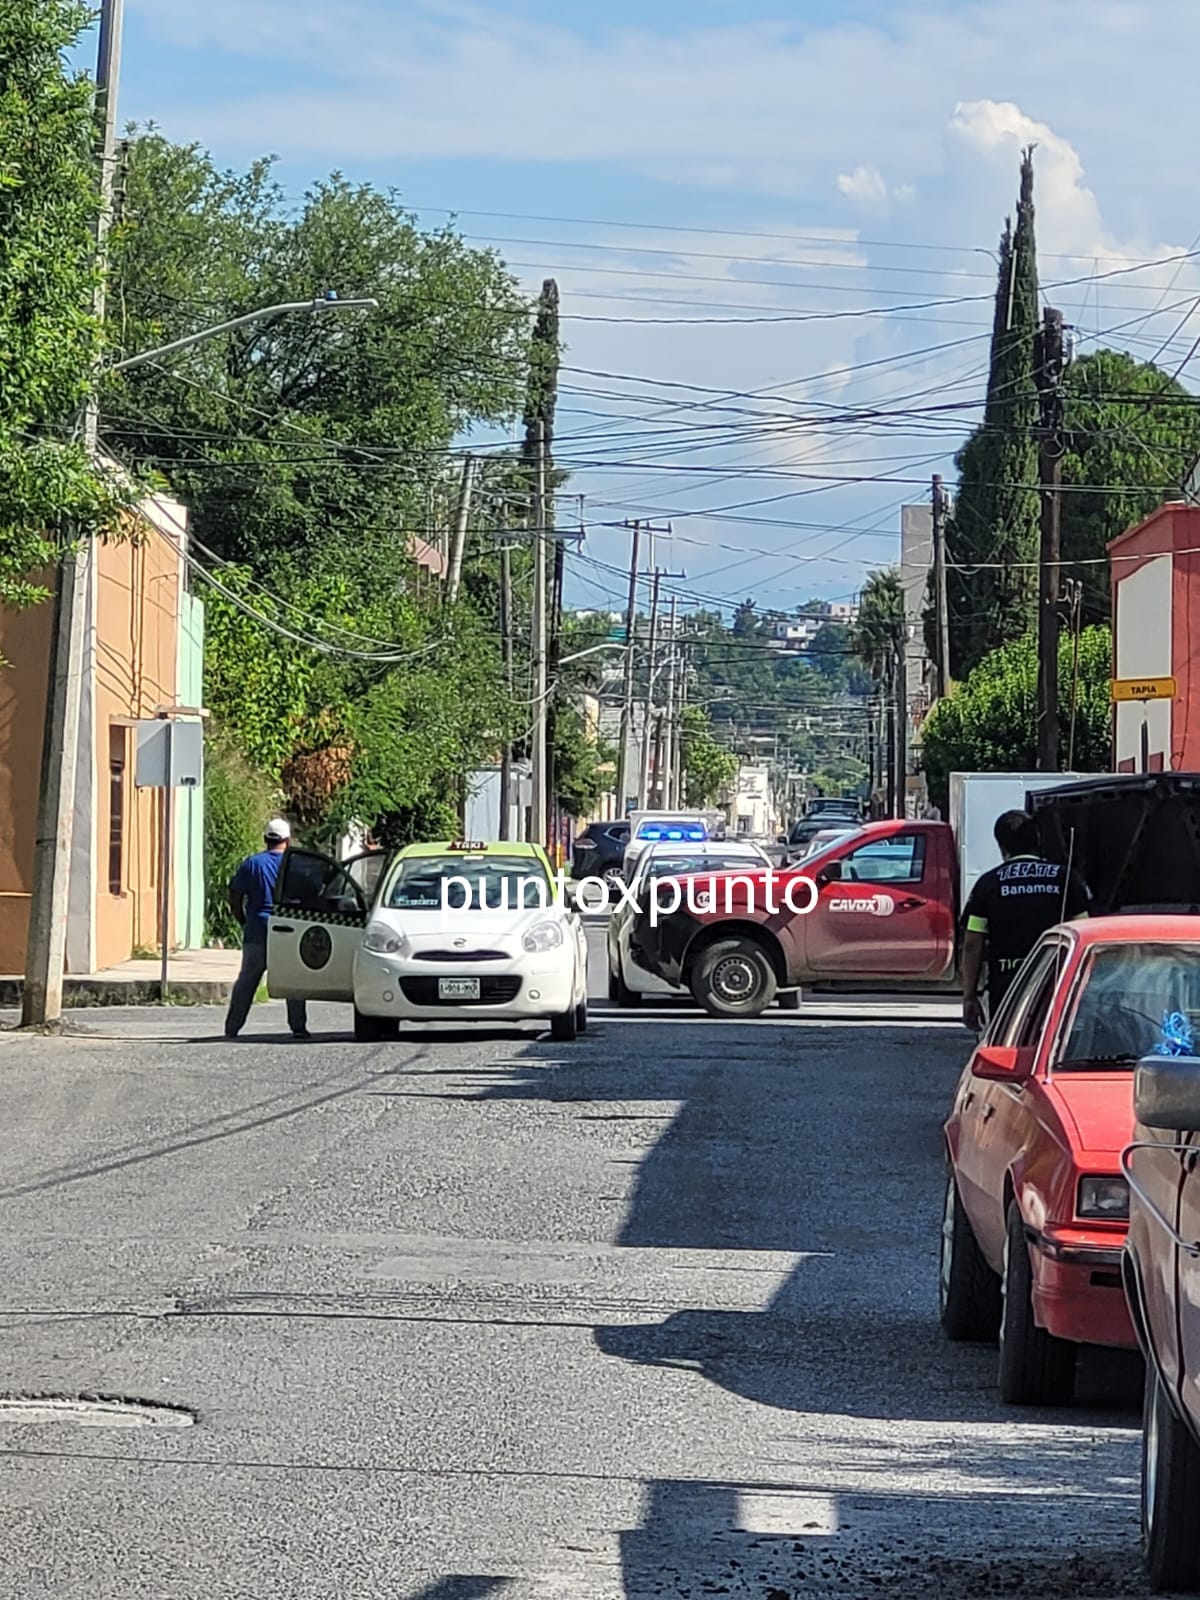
[529,422,548,846]
[640,567,685,808]
[639,569,663,808]
[1036,307,1066,772]
[672,655,690,808]
[543,496,567,862]
[662,597,679,807]
[1065,577,1084,771]
[894,623,908,819]
[614,522,642,817]
[497,541,514,839]
[23,0,124,1027]
[932,473,951,699]
[445,454,476,606]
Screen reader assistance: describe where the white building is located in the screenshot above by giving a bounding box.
[728,763,776,838]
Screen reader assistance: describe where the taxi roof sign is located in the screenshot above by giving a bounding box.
[447,840,487,851]
[1111,676,1177,703]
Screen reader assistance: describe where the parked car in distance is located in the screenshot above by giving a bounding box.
[571,821,630,885]
[606,838,774,1007]
[805,797,862,821]
[792,823,860,860]
[1121,947,1200,1592]
[941,919,1165,1405]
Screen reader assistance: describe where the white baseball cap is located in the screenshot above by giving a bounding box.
[264,817,292,841]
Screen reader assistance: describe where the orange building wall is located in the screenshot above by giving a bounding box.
[0,605,51,972]
[0,505,184,975]
[93,524,181,972]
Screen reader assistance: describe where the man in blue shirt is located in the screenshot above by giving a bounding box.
[224,818,310,1041]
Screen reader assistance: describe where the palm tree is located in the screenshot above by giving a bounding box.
[853,569,906,814]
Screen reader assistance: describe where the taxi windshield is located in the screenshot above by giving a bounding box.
[387,855,552,911]
[1058,941,1200,1069]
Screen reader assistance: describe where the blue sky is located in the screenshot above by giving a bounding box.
[109,0,1200,616]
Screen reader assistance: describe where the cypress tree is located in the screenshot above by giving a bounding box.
[945,149,1041,676]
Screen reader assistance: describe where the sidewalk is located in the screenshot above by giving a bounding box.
[0,947,240,1007]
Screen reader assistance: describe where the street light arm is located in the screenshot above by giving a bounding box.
[558,641,625,666]
[106,296,379,374]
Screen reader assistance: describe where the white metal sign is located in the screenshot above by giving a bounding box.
[135,719,203,788]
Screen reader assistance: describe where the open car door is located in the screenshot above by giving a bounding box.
[267,849,384,1002]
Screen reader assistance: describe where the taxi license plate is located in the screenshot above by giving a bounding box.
[439,978,480,1000]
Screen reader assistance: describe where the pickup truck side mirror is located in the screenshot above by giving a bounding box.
[1134,1053,1200,1129]
[971,1044,1036,1082]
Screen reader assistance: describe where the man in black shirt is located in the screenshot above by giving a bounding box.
[961,809,1090,1031]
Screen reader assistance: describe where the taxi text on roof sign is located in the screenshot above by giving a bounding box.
[1110,676,1177,703]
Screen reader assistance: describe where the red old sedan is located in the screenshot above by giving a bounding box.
[940,918,1180,1404]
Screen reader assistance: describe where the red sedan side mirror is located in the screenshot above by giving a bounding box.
[971,1044,1036,1082]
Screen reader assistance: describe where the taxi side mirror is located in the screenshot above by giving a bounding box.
[971,1044,1036,1082]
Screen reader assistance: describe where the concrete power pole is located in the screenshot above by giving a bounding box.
[529,422,549,846]
[1036,307,1066,772]
[639,569,663,808]
[444,454,476,606]
[23,0,124,1027]
[614,521,642,817]
[931,473,951,699]
[662,597,679,806]
[497,542,513,840]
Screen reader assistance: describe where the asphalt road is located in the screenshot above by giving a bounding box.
[0,923,1144,1599]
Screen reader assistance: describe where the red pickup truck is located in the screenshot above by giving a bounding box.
[627,774,1200,1018]
[630,818,958,1016]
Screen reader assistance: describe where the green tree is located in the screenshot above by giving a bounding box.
[0,0,125,610]
[920,625,1112,814]
[104,131,534,839]
[1060,350,1200,621]
[105,133,530,569]
[680,706,737,805]
[945,149,1041,675]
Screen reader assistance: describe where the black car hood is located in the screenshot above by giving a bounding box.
[1027,773,1200,915]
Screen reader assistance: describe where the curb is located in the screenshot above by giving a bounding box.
[0,978,234,1008]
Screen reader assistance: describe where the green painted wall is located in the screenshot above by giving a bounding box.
[175,592,205,949]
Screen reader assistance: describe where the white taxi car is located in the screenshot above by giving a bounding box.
[606,838,773,1006]
[267,840,589,1041]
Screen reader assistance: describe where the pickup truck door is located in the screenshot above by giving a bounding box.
[804,828,955,977]
[266,849,382,1002]
[1173,1143,1200,1422]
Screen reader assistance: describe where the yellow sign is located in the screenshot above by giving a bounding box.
[1111,676,1177,703]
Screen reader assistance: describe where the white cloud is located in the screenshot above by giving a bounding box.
[837,166,888,205]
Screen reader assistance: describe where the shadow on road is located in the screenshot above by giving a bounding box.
[482,1015,1145,1594]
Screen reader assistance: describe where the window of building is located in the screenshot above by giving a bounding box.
[108,727,127,895]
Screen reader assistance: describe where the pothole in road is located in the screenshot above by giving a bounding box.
[0,1394,196,1428]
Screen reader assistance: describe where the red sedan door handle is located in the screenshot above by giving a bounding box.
[896,896,923,912]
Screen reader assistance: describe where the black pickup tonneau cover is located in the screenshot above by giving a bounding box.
[1027,773,1200,916]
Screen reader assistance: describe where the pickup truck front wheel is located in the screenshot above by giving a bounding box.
[690,938,777,1019]
[1143,1361,1200,1591]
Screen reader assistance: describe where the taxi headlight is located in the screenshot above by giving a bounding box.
[523,920,564,953]
[363,922,407,957]
[1077,1175,1129,1220]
